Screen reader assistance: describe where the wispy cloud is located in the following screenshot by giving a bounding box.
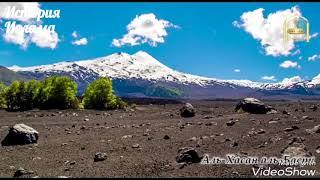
[72,37,88,46]
[279,60,300,69]
[71,31,88,46]
[308,54,320,61]
[261,75,276,81]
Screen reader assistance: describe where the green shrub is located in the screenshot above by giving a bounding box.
[82,77,126,110]
[4,80,41,111]
[0,83,7,108]
[36,76,79,109]
[4,81,20,111]
[25,80,41,110]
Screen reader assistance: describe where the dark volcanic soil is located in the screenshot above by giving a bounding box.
[0,100,319,177]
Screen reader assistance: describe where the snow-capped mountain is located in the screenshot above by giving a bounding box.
[7,51,320,99]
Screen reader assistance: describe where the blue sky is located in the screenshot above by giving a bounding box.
[0,2,320,82]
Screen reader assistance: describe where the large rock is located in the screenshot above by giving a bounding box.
[1,124,39,146]
[180,103,196,117]
[235,98,277,114]
[176,147,202,164]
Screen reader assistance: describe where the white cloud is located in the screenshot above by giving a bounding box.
[0,2,41,22]
[72,37,88,46]
[281,76,303,85]
[279,60,299,69]
[262,75,276,81]
[2,24,59,49]
[234,69,240,73]
[30,27,59,49]
[72,31,78,38]
[298,56,303,60]
[233,6,305,57]
[3,27,28,48]
[308,54,320,61]
[0,3,60,49]
[71,31,88,46]
[112,13,178,47]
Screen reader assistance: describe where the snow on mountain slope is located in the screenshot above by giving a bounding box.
[307,74,320,88]
[7,51,320,90]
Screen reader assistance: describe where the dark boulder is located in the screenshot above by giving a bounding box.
[180,103,196,117]
[176,147,202,164]
[1,124,39,146]
[235,98,277,114]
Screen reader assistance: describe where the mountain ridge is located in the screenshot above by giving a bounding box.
[4,51,320,99]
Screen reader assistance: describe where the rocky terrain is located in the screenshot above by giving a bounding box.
[0,99,319,177]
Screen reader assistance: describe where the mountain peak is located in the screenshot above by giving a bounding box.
[133,51,151,57]
[6,51,320,91]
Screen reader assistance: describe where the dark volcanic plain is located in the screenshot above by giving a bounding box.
[0,100,319,178]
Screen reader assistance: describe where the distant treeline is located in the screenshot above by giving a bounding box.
[0,76,126,111]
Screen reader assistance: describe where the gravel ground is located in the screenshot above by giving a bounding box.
[0,100,319,178]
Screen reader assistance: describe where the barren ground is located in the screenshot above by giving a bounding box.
[0,100,319,177]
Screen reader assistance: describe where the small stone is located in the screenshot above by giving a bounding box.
[94,152,107,162]
[13,167,34,177]
[285,126,299,132]
[231,142,238,147]
[309,105,317,111]
[32,157,41,161]
[132,144,140,148]
[257,129,265,134]
[205,122,213,126]
[302,116,312,120]
[306,125,320,134]
[226,121,235,126]
[282,110,291,115]
[269,121,278,124]
[203,115,213,119]
[84,118,89,122]
[122,135,133,139]
[164,135,170,140]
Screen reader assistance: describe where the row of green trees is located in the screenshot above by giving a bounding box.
[0,76,126,111]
